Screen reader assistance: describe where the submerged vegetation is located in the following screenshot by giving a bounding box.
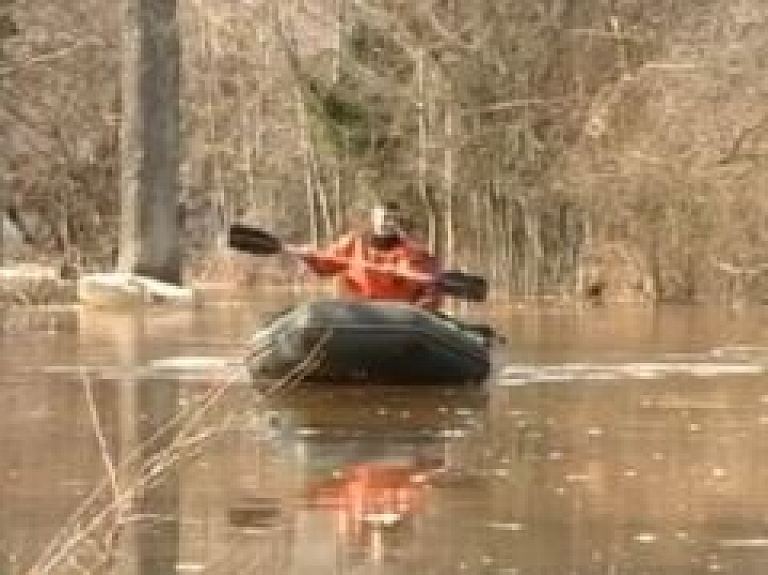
[2,0,768,304]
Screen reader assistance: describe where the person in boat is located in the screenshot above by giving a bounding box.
[299,200,443,310]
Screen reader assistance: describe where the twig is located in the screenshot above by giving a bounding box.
[79,369,119,504]
[26,331,329,575]
[0,40,103,77]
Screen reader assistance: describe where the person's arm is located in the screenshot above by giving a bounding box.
[403,244,443,310]
[301,234,356,276]
[416,256,442,310]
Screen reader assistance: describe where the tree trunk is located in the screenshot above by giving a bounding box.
[237,73,256,212]
[296,88,319,246]
[206,15,228,249]
[417,49,437,252]
[119,0,181,285]
[485,180,497,285]
[443,103,455,269]
[521,198,541,299]
[333,0,345,84]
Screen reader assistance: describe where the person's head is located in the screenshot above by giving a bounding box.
[370,201,402,239]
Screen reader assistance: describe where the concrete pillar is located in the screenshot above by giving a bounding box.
[120,0,181,284]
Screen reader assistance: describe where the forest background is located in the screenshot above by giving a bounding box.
[2,0,768,305]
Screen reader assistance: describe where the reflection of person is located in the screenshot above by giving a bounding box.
[305,460,438,549]
[301,201,442,310]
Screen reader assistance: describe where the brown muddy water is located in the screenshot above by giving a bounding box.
[3,302,768,574]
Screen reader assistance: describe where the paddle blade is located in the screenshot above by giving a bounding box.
[229,224,282,256]
[437,270,489,302]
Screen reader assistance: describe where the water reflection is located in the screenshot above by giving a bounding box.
[175,383,490,574]
[4,305,768,573]
[258,386,489,572]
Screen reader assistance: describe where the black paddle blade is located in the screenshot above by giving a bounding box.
[438,270,489,302]
[229,224,282,256]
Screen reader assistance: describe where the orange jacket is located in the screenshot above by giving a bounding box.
[303,232,442,310]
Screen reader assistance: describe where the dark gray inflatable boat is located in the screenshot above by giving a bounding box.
[247,300,492,385]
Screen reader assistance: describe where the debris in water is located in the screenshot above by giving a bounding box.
[176,563,206,573]
[718,538,768,548]
[565,473,590,483]
[149,356,242,370]
[487,521,524,531]
[632,533,658,543]
[499,359,765,385]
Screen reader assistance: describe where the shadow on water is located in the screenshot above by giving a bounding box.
[4,304,768,573]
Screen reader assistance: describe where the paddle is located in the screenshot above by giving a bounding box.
[229,223,489,302]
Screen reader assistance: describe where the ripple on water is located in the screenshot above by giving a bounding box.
[498,358,766,385]
[718,538,768,548]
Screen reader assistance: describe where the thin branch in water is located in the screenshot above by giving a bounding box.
[26,331,329,575]
[79,369,119,505]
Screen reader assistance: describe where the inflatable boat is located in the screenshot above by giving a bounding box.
[247,300,492,385]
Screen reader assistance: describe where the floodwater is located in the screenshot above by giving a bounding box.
[3,301,768,574]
